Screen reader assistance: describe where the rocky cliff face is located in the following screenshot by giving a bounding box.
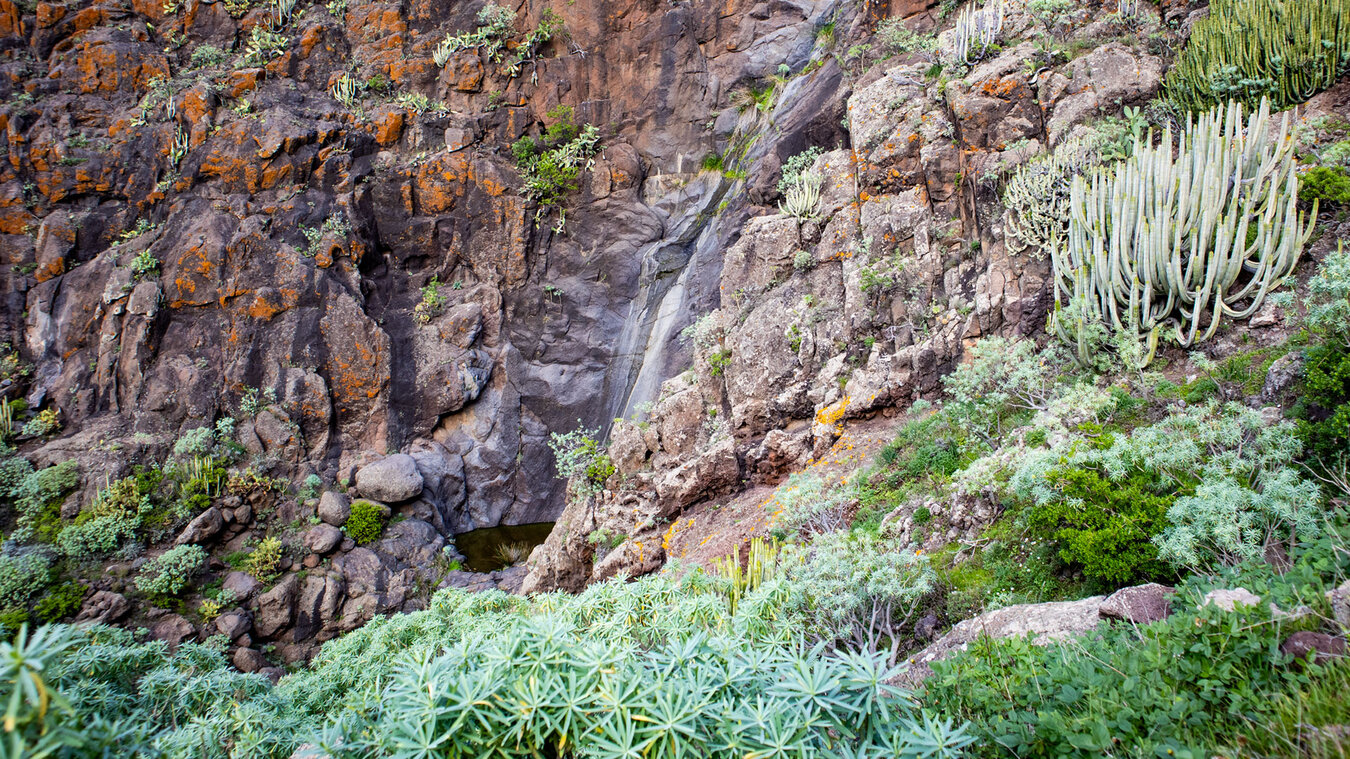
[521,0,1177,592]
[2,0,1187,657]
[2,0,855,527]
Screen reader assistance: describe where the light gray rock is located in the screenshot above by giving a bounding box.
[253,574,300,638]
[898,595,1105,685]
[304,524,343,555]
[1328,580,1350,630]
[355,454,424,503]
[318,491,351,526]
[175,507,224,545]
[1201,587,1262,612]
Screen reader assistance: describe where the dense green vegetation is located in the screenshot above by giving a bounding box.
[1164,0,1350,112]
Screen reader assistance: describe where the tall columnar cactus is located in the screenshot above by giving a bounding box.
[1165,0,1350,113]
[951,0,1004,64]
[1055,99,1316,364]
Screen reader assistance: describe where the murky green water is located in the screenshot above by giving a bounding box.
[455,522,555,573]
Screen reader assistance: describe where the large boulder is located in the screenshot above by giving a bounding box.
[253,574,300,638]
[898,595,1105,685]
[318,491,351,526]
[354,454,424,503]
[303,524,343,555]
[175,507,224,545]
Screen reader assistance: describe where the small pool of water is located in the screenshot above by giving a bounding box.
[454,522,555,573]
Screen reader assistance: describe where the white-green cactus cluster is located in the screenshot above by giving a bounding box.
[1054,99,1316,364]
[951,0,1004,64]
[780,171,824,221]
[1004,134,1110,260]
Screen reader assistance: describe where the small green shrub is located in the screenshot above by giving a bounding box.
[188,44,228,68]
[548,425,614,497]
[243,537,284,582]
[1026,466,1175,584]
[20,408,60,438]
[135,544,207,596]
[344,501,387,545]
[34,582,85,623]
[1297,246,1350,462]
[129,250,159,280]
[57,477,151,559]
[707,349,732,377]
[0,552,52,611]
[511,105,601,229]
[413,277,446,323]
[1301,166,1350,207]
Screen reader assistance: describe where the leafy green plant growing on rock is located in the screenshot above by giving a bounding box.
[57,476,152,559]
[549,424,615,498]
[243,536,284,582]
[345,500,388,545]
[511,105,600,231]
[1164,0,1350,112]
[134,544,207,597]
[413,277,446,324]
[129,249,159,280]
[20,408,59,438]
[434,2,515,66]
[1056,99,1315,366]
[243,26,287,67]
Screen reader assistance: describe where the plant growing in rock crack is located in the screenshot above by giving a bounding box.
[511,105,601,232]
[549,424,614,499]
[128,250,159,281]
[413,277,446,324]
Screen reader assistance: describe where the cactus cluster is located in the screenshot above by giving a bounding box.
[780,171,823,221]
[1004,134,1112,260]
[1054,99,1316,364]
[951,0,1004,64]
[1165,0,1350,113]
